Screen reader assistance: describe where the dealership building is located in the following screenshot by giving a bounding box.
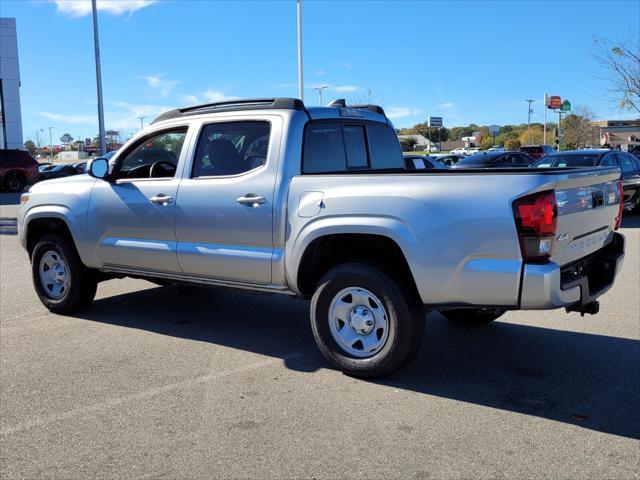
[0,17,23,150]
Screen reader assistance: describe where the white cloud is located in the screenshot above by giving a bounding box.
[386,107,421,119]
[179,89,239,105]
[51,0,158,17]
[38,111,97,125]
[438,102,456,112]
[274,82,297,88]
[141,74,180,98]
[335,85,358,93]
[314,69,326,76]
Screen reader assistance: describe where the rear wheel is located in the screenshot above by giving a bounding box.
[310,263,425,378]
[4,172,26,192]
[440,308,505,325]
[31,234,97,314]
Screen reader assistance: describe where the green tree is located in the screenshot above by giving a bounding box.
[480,136,495,150]
[561,105,596,149]
[505,139,521,151]
[24,140,37,155]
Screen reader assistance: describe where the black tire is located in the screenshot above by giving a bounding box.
[310,263,425,378]
[4,172,26,193]
[440,308,505,325]
[31,234,97,314]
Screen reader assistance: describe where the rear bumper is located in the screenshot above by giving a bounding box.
[519,232,625,310]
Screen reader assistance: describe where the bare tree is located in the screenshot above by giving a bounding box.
[348,88,384,106]
[563,105,596,149]
[591,32,640,114]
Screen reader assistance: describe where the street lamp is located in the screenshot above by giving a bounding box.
[92,0,106,156]
[526,99,534,145]
[48,126,53,159]
[296,0,304,101]
[137,116,146,130]
[313,85,329,106]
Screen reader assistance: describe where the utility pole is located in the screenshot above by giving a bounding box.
[92,0,106,156]
[313,85,328,106]
[526,99,534,145]
[48,127,53,159]
[543,93,548,145]
[557,110,562,151]
[137,116,146,130]
[296,0,304,101]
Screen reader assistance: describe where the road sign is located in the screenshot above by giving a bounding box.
[560,100,571,112]
[429,116,443,127]
[60,134,73,143]
[489,125,500,135]
[558,128,565,138]
[547,96,561,109]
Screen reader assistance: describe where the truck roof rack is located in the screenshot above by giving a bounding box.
[151,98,306,124]
[327,98,387,117]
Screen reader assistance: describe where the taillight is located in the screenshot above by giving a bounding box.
[614,179,623,230]
[512,190,557,263]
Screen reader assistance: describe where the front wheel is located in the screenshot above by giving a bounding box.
[310,263,425,378]
[439,308,505,325]
[4,172,26,192]
[31,234,97,314]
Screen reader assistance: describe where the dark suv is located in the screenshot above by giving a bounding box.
[0,149,40,192]
[519,145,555,160]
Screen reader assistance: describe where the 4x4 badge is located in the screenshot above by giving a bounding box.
[557,232,569,242]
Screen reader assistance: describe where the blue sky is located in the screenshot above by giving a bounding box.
[3,0,639,143]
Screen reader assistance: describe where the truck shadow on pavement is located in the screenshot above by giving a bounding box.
[78,283,639,440]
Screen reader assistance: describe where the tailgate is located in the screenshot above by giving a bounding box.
[552,167,621,266]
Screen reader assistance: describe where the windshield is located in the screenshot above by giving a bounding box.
[534,154,599,168]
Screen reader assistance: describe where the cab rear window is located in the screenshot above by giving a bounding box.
[303,122,403,173]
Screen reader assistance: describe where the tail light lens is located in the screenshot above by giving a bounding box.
[512,190,557,263]
[614,179,623,230]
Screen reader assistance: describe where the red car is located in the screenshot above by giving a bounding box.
[0,149,40,192]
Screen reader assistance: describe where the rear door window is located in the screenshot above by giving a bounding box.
[600,154,619,167]
[619,153,638,173]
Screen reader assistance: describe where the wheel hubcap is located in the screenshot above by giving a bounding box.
[328,287,390,358]
[38,250,70,300]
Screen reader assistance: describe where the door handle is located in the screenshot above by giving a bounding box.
[149,194,174,206]
[236,194,266,207]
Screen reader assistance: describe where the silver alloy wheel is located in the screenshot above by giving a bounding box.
[328,287,390,358]
[38,250,70,300]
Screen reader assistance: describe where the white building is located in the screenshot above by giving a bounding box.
[0,18,23,149]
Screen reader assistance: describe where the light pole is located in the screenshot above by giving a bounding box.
[526,99,534,145]
[137,116,146,130]
[296,0,304,101]
[313,85,328,106]
[92,0,106,156]
[48,127,53,159]
[543,93,548,145]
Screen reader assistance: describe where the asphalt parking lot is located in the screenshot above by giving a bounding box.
[1,192,638,479]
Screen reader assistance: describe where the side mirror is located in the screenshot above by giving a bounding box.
[88,158,109,180]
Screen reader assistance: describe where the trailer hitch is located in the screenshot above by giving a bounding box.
[565,301,600,317]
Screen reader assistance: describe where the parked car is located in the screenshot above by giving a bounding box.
[455,151,534,168]
[450,147,466,155]
[519,145,555,160]
[532,149,640,210]
[465,147,482,156]
[432,154,465,166]
[18,97,625,378]
[487,146,506,152]
[39,163,86,181]
[0,149,40,192]
[403,154,447,170]
[429,145,440,153]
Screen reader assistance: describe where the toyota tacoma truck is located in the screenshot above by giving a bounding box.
[18,98,625,377]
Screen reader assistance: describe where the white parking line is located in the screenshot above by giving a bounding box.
[0,352,303,436]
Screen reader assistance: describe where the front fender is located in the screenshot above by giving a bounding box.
[285,215,423,295]
[19,205,90,263]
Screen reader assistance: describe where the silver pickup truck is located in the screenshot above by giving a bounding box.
[18,98,625,377]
